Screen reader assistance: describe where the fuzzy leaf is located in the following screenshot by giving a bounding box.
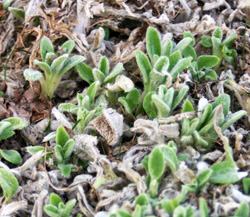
[152,94,171,118]
[243,178,250,195]
[183,31,195,46]
[222,32,237,45]
[63,139,75,159]
[135,194,149,206]
[40,36,54,62]
[204,69,217,80]
[58,103,79,115]
[162,197,180,213]
[199,198,209,217]
[182,99,194,112]
[116,210,132,217]
[172,85,189,110]
[42,132,57,142]
[200,36,212,48]
[161,144,178,173]
[143,92,158,119]
[8,7,24,20]
[61,40,75,54]
[194,169,213,193]
[162,39,173,56]
[235,202,249,217]
[194,131,209,148]
[56,126,70,147]
[44,204,60,217]
[99,56,109,76]
[59,55,85,75]
[168,50,182,72]
[87,81,100,104]
[175,37,193,52]
[27,146,45,155]
[63,199,77,216]
[76,62,94,84]
[221,110,247,131]
[135,50,152,85]
[54,145,63,163]
[58,163,73,176]
[148,147,165,180]
[212,94,230,117]
[154,56,169,72]
[51,54,68,75]
[23,69,43,81]
[50,193,63,207]
[34,60,52,76]
[118,88,140,114]
[104,63,124,84]
[0,121,14,140]
[106,75,134,92]
[213,28,223,41]
[197,56,219,71]
[183,45,196,61]
[93,68,105,83]
[0,168,19,204]
[170,58,192,79]
[3,117,28,130]
[0,149,22,164]
[146,27,161,61]
[210,161,240,184]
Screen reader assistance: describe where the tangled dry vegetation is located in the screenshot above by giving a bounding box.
[1,0,250,216]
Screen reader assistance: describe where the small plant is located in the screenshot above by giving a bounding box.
[143,84,189,119]
[135,27,192,97]
[24,37,85,99]
[0,168,19,204]
[76,56,134,105]
[44,193,78,217]
[200,28,237,70]
[181,94,247,148]
[0,117,28,164]
[172,206,194,217]
[59,82,107,133]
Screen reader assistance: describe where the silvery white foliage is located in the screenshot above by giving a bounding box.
[0,200,27,217]
[226,185,250,203]
[197,97,208,118]
[51,107,72,130]
[106,75,134,92]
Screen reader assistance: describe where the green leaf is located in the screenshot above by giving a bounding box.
[61,40,75,54]
[210,161,240,184]
[221,110,247,131]
[63,139,75,159]
[152,94,171,118]
[34,60,52,76]
[175,38,193,52]
[8,7,25,21]
[182,99,194,112]
[162,197,180,213]
[23,69,43,81]
[168,50,182,72]
[135,194,149,206]
[200,36,212,48]
[104,62,124,84]
[143,92,158,119]
[172,85,189,110]
[50,193,63,207]
[235,202,249,217]
[170,58,192,79]
[199,198,209,217]
[222,32,237,45]
[27,146,45,155]
[0,168,19,204]
[93,68,105,83]
[154,56,169,72]
[243,178,250,195]
[183,45,196,61]
[148,147,165,180]
[146,27,161,61]
[194,169,213,194]
[56,126,70,147]
[204,69,217,80]
[63,199,77,216]
[116,210,132,217]
[135,50,152,85]
[194,131,209,148]
[76,62,94,84]
[162,39,173,56]
[213,28,223,41]
[118,88,140,114]
[183,31,195,46]
[58,163,74,176]
[58,103,79,115]
[44,204,60,217]
[3,117,28,130]
[87,81,100,104]
[212,94,230,117]
[0,149,22,164]
[197,56,219,71]
[161,143,178,173]
[99,56,109,76]
[59,55,85,75]
[42,132,57,142]
[0,121,14,140]
[3,0,14,10]
[40,36,54,62]
[54,145,63,163]
[51,54,68,75]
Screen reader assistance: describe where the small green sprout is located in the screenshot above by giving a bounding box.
[0,168,19,204]
[181,94,247,148]
[8,7,25,21]
[172,205,194,217]
[24,37,85,99]
[44,193,77,217]
[59,83,107,133]
[234,202,249,217]
[243,178,250,195]
[143,84,189,119]
[0,117,28,164]
[200,28,237,70]
[199,198,209,217]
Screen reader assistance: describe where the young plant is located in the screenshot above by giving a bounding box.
[42,126,75,176]
[76,56,134,105]
[135,27,192,97]
[181,94,247,148]
[143,84,189,119]
[172,205,194,217]
[0,168,19,204]
[0,117,28,164]
[59,82,107,133]
[24,37,85,99]
[199,198,209,217]
[44,193,77,217]
[200,28,237,70]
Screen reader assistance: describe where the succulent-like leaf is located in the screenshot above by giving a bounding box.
[104,62,124,84]
[197,56,219,71]
[56,126,70,147]
[76,62,94,84]
[40,36,54,62]
[146,27,161,61]
[234,202,249,217]
[135,194,149,206]
[44,204,60,217]
[61,40,75,54]
[0,149,22,164]
[23,69,43,81]
[135,50,152,85]
[58,163,73,176]
[99,56,109,76]
[0,121,14,140]
[0,168,19,204]
[148,147,165,180]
